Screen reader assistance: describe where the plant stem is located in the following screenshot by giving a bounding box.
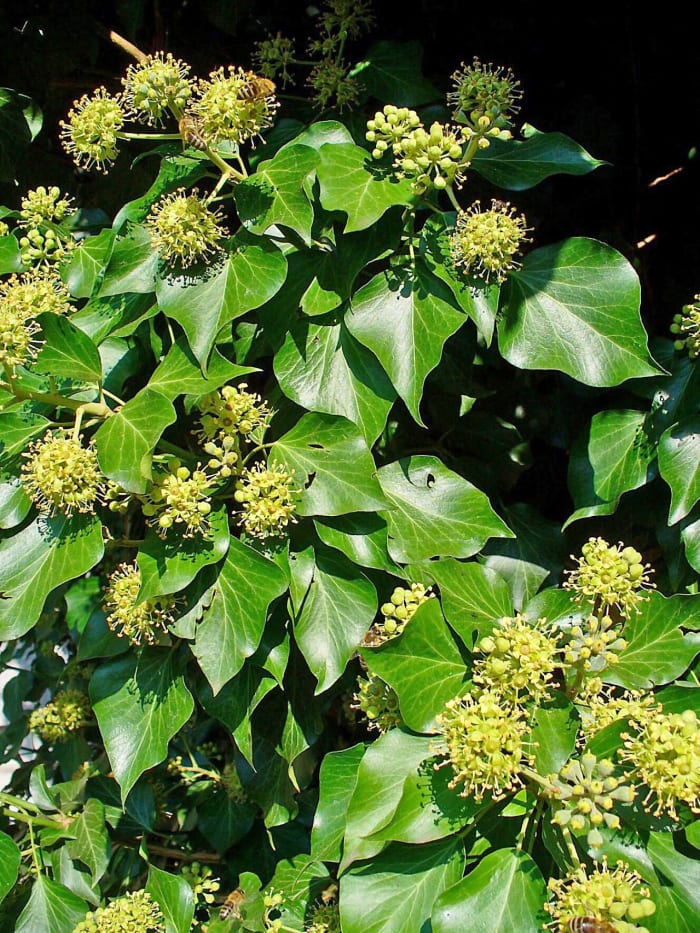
[0,382,113,419]
[117,131,183,141]
[99,25,148,63]
[446,186,462,213]
[240,442,274,467]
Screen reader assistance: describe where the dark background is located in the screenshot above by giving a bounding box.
[1,0,698,334]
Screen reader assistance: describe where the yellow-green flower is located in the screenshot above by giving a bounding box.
[451,199,530,283]
[578,684,658,740]
[181,861,220,906]
[0,220,9,237]
[234,460,298,539]
[564,537,654,618]
[142,461,214,537]
[474,613,562,704]
[448,58,521,141]
[73,891,165,933]
[146,189,227,268]
[28,689,91,744]
[60,87,125,172]
[670,294,700,358]
[122,51,193,125]
[252,32,296,84]
[366,105,422,160]
[434,688,530,801]
[620,707,700,820]
[0,301,39,368]
[20,186,74,228]
[364,582,433,645]
[193,66,278,146]
[305,901,341,933]
[0,269,72,319]
[104,562,176,646]
[198,383,271,440]
[396,121,466,193]
[221,761,249,803]
[354,672,402,733]
[308,60,360,110]
[545,860,656,932]
[315,0,374,42]
[18,225,74,268]
[21,431,105,516]
[563,614,628,672]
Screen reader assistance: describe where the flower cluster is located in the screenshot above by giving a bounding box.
[354,672,402,733]
[363,582,433,645]
[122,52,193,124]
[434,688,530,801]
[578,684,658,739]
[193,67,279,146]
[234,460,297,539]
[198,383,271,440]
[181,861,221,906]
[104,562,176,645]
[60,87,125,172]
[19,186,74,228]
[18,225,74,268]
[221,761,249,803]
[0,269,72,319]
[564,538,654,617]
[473,613,562,704]
[0,293,40,368]
[395,122,467,193]
[670,293,700,358]
[252,32,296,84]
[450,200,530,284]
[142,461,214,537]
[146,189,227,268]
[548,753,635,851]
[21,431,105,516]
[563,613,628,672]
[620,707,700,820]
[545,861,656,932]
[307,60,361,110]
[0,220,8,237]
[263,889,285,932]
[305,901,341,933]
[366,106,422,160]
[313,0,374,44]
[448,58,521,144]
[72,891,165,933]
[28,689,91,744]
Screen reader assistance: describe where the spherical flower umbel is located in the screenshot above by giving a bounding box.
[193,66,279,146]
[308,60,361,110]
[0,301,40,369]
[670,294,700,358]
[448,58,522,138]
[0,269,72,319]
[305,901,342,933]
[146,189,227,268]
[434,688,530,801]
[451,200,530,284]
[28,689,91,744]
[142,461,213,537]
[366,105,422,160]
[198,383,271,440]
[60,87,125,172]
[234,459,298,539]
[122,52,193,125]
[21,431,105,516]
[396,121,466,193]
[563,614,628,673]
[474,613,562,704]
[564,538,654,618]
[578,684,658,740]
[548,753,635,851]
[19,186,74,228]
[365,582,434,645]
[18,225,74,268]
[181,861,221,906]
[72,890,166,933]
[353,672,403,733]
[104,562,176,646]
[545,860,656,932]
[620,707,700,820]
[252,32,296,84]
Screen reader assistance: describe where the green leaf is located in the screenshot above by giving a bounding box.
[90,649,194,801]
[0,88,38,183]
[15,877,87,933]
[288,120,354,150]
[137,503,230,600]
[605,592,700,689]
[311,743,366,862]
[0,410,49,475]
[271,412,387,516]
[66,799,109,885]
[0,478,31,529]
[352,40,440,106]
[71,292,157,343]
[315,513,399,573]
[361,600,467,732]
[290,545,377,693]
[95,387,175,492]
[34,313,102,384]
[500,239,660,386]
[114,153,210,229]
[235,144,319,244]
[0,514,104,639]
[431,848,548,933]
[98,226,158,296]
[316,143,414,233]
[0,831,20,903]
[376,456,513,563]
[268,856,331,928]
[274,318,396,445]
[156,231,287,368]
[587,409,652,502]
[64,229,117,298]
[149,337,254,400]
[647,832,700,931]
[193,536,288,694]
[146,865,195,933]
[0,233,22,274]
[659,417,700,524]
[472,127,605,190]
[530,696,580,776]
[340,838,464,933]
[346,264,465,425]
[426,559,513,646]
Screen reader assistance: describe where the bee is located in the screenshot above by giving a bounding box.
[239,75,276,100]
[219,887,246,921]
[361,627,383,649]
[178,115,208,152]
[320,882,339,905]
[568,919,617,933]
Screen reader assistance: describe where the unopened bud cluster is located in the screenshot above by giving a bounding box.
[564,537,654,617]
[305,901,341,933]
[474,613,562,703]
[21,431,105,516]
[366,106,422,160]
[253,32,296,84]
[72,891,165,933]
[354,672,402,733]
[122,52,193,125]
[146,189,227,268]
[545,861,656,933]
[364,582,433,644]
[221,761,249,803]
[450,200,530,284]
[234,460,298,539]
[396,121,467,194]
[670,293,700,357]
[142,461,213,537]
[448,58,521,146]
[563,613,628,672]
[20,186,74,228]
[104,562,176,645]
[28,689,91,744]
[181,861,220,905]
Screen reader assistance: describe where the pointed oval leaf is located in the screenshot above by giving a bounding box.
[658,417,700,524]
[15,877,88,933]
[315,513,399,573]
[34,313,102,384]
[588,409,652,502]
[149,337,255,400]
[425,559,514,646]
[98,225,158,296]
[311,743,366,862]
[66,798,110,885]
[146,865,195,933]
[0,831,20,903]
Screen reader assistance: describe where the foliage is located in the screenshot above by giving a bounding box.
[0,4,699,932]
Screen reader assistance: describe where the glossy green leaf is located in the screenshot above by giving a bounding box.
[193,536,288,694]
[98,226,158,296]
[340,838,464,933]
[64,229,117,298]
[71,292,157,343]
[431,848,547,933]
[290,545,377,693]
[315,513,399,573]
[0,410,49,475]
[0,514,104,639]
[311,743,366,862]
[15,877,87,933]
[316,142,414,233]
[90,649,194,801]
[658,417,700,523]
[34,313,102,384]
[146,865,195,933]
[472,127,605,190]
[605,592,700,689]
[587,409,652,502]
[274,318,396,445]
[376,456,513,563]
[346,264,465,425]
[426,559,513,646]
[234,144,319,244]
[361,600,467,732]
[149,337,254,400]
[0,233,22,274]
[500,239,660,386]
[271,412,387,516]
[352,40,440,106]
[647,832,700,932]
[268,856,331,928]
[95,387,175,492]
[156,231,287,368]
[0,478,31,529]
[530,697,580,776]
[114,153,210,229]
[288,120,354,150]
[0,831,20,904]
[66,798,109,884]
